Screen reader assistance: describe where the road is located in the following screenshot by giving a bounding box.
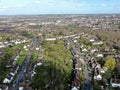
[12,35,37,90]
[84,61,93,90]
[45,32,84,41]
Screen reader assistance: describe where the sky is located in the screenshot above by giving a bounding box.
[0,0,120,15]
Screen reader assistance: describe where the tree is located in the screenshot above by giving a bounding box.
[116,63,120,73]
[104,57,116,70]
[6,37,10,41]
[97,58,105,68]
[94,80,101,90]
[114,63,120,78]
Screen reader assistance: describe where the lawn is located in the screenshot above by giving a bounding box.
[22,33,34,39]
[16,50,29,66]
[0,43,27,83]
[32,40,73,89]
[32,50,39,63]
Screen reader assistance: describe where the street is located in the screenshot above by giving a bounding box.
[12,35,37,90]
[84,61,93,90]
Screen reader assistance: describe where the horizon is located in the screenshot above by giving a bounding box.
[0,13,120,16]
[0,0,120,15]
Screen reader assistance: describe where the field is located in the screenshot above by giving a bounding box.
[31,40,73,90]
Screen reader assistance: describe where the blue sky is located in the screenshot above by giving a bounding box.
[0,0,120,15]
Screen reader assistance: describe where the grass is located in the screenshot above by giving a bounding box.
[0,69,10,83]
[42,40,72,72]
[0,42,29,82]
[22,33,34,39]
[32,50,39,63]
[16,50,29,66]
[32,40,73,89]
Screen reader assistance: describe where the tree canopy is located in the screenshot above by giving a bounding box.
[104,57,116,70]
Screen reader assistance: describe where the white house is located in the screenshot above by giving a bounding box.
[36,48,39,50]
[15,41,21,45]
[82,48,87,52]
[0,45,5,48]
[111,78,120,87]
[45,38,56,41]
[0,85,8,90]
[37,62,42,66]
[71,87,78,90]
[14,55,19,61]
[97,54,103,57]
[91,49,97,53]
[3,74,13,83]
[23,45,27,49]
[74,40,77,43]
[100,69,105,73]
[112,83,120,87]
[94,74,102,81]
[19,87,24,90]
[93,41,103,45]
[89,39,95,42]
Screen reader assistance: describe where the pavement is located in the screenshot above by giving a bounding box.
[12,36,37,90]
[84,62,93,90]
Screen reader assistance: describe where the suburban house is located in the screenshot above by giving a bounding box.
[89,39,95,42]
[97,54,103,57]
[111,78,120,87]
[3,73,14,83]
[94,74,102,81]
[0,50,4,57]
[0,84,8,90]
[3,64,19,83]
[71,87,78,90]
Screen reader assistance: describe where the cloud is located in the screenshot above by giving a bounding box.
[33,0,41,4]
[0,6,9,9]
[15,4,26,8]
[101,4,107,7]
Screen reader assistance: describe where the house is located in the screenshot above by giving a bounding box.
[0,50,5,57]
[11,64,19,75]
[27,45,30,48]
[37,60,42,66]
[22,39,26,43]
[0,42,3,44]
[91,49,98,53]
[89,39,95,42]
[97,54,103,57]
[100,69,105,73]
[14,55,19,61]
[93,41,103,45]
[0,84,8,90]
[71,87,78,90]
[3,64,19,83]
[6,60,14,68]
[23,45,27,49]
[105,46,112,52]
[15,40,21,45]
[36,48,39,50]
[111,78,120,87]
[94,74,102,81]
[45,38,56,41]
[4,41,8,44]
[6,43,13,47]
[82,48,87,52]
[73,40,77,43]
[19,87,24,90]
[3,73,14,83]
[0,44,5,48]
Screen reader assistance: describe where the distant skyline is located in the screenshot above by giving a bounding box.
[0,0,120,15]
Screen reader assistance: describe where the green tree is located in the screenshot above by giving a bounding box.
[6,37,10,41]
[94,80,101,90]
[104,57,116,70]
[116,63,120,73]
